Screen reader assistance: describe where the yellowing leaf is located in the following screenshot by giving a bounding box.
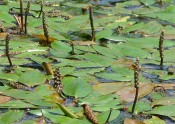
[32,34,56,43]
[0,32,7,39]
[115,83,154,102]
[124,118,145,124]
[155,83,175,90]
[93,82,130,95]
[71,41,96,46]
[115,16,130,23]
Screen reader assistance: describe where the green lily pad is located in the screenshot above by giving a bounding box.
[151,97,175,107]
[62,77,93,98]
[128,101,151,114]
[42,109,90,124]
[0,110,24,124]
[93,82,130,95]
[148,105,175,117]
[0,100,36,108]
[97,110,120,124]
[18,70,46,87]
[144,116,166,124]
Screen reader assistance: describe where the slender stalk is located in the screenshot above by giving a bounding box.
[5,34,13,68]
[19,0,23,33]
[159,30,164,70]
[42,11,49,46]
[24,1,30,34]
[89,5,95,42]
[132,57,140,117]
[69,43,75,55]
[105,108,113,124]
[38,0,43,18]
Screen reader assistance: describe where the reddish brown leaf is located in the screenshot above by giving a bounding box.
[0,95,11,104]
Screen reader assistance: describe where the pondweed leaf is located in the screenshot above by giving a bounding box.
[0,110,24,124]
[148,105,175,117]
[18,70,46,87]
[151,97,175,107]
[144,116,166,124]
[62,77,93,98]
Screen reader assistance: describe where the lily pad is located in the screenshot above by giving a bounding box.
[0,110,24,124]
[62,77,93,98]
[18,70,46,87]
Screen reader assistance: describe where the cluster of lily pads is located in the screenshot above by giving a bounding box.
[0,0,175,123]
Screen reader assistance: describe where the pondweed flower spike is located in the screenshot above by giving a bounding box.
[5,34,13,68]
[38,0,43,18]
[89,5,95,43]
[82,104,98,124]
[159,30,164,70]
[53,67,63,92]
[42,11,49,46]
[132,57,140,117]
[20,0,24,33]
[24,1,30,34]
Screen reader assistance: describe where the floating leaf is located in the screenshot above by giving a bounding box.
[0,73,19,82]
[148,105,175,117]
[57,103,79,119]
[0,100,36,108]
[0,95,11,104]
[0,110,24,124]
[139,0,156,6]
[80,94,121,112]
[71,41,96,46]
[115,83,154,102]
[95,73,132,82]
[18,70,46,87]
[151,97,175,107]
[128,101,151,114]
[97,109,120,124]
[42,109,89,124]
[93,82,130,95]
[144,116,166,124]
[95,29,113,40]
[62,77,93,98]
[124,118,145,124]
[32,34,56,43]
